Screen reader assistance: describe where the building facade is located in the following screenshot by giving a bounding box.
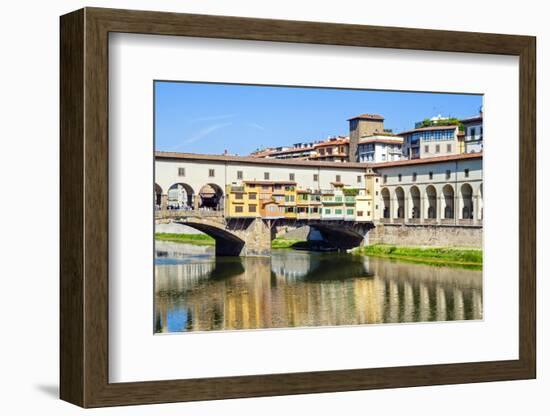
[357,135,404,163]
[374,153,483,225]
[401,125,464,160]
[462,113,483,153]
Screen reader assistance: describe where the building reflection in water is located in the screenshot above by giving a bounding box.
[154,241,482,333]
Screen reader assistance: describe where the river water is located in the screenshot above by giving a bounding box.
[154,241,482,333]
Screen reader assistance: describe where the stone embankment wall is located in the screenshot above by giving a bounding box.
[368,223,482,248]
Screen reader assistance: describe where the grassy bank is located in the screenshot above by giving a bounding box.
[271,238,304,249]
[155,233,304,249]
[354,244,482,269]
[155,233,215,245]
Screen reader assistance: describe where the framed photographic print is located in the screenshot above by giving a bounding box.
[60,7,536,408]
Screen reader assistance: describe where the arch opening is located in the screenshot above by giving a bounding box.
[395,187,405,219]
[460,183,474,219]
[167,183,194,210]
[381,188,391,219]
[442,184,455,219]
[410,186,421,219]
[199,183,224,211]
[426,185,437,219]
[154,183,163,209]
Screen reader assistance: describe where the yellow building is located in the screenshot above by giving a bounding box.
[225,182,260,218]
[355,168,380,222]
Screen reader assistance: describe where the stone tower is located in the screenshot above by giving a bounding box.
[348,114,385,162]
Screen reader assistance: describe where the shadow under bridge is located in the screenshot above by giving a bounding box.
[176,219,246,257]
[308,222,374,251]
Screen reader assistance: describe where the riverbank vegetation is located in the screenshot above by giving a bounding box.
[354,244,482,268]
[155,233,304,249]
[155,233,215,245]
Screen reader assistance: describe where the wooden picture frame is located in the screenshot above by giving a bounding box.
[60,7,536,408]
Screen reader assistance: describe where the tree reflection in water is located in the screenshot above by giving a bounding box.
[154,241,482,333]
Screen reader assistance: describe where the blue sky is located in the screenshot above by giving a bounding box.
[155,81,482,155]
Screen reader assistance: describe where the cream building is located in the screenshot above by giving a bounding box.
[373,153,483,225]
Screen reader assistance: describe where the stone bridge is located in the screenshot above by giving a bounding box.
[156,210,374,256]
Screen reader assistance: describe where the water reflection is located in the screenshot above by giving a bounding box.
[155,241,483,333]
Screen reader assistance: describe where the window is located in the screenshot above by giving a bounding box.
[208,168,215,177]
[424,145,429,153]
[235,193,243,200]
[464,168,470,178]
[237,170,243,180]
[324,208,331,215]
[435,144,440,153]
[249,193,257,200]
[313,174,319,182]
[235,205,243,213]
[447,143,452,152]
[335,174,341,182]
[429,171,433,180]
[357,211,364,217]
[335,209,342,215]
[375,191,379,196]
[346,209,354,215]
[398,173,402,182]
[412,172,417,182]
[289,173,295,181]
[264,172,270,180]
[446,170,451,179]
[178,167,185,177]
[383,175,387,183]
[470,127,476,137]
[357,175,362,183]
[248,204,257,213]
[375,178,379,183]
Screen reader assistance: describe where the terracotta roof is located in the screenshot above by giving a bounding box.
[155,151,369,169]
[398,125,458,135]
[269,146,316,155]
[314,137,349,148]
[371,152,482,168]
[348,113,385,121]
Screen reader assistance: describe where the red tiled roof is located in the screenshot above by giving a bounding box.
[155,151,368,169]
[371,152,482,168]
[348,113,384,121]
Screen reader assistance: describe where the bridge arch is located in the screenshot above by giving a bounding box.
[199,183,224,211]
[168,182,194,209]
[176,219,245,256]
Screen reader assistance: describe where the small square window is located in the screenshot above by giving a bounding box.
[464,168,470,178]
[435,144,441,153]
[264,172,270,180]
[357,175,362,183]
[446,170,451,179]
[209,169,215,177]
[289,173,295,181]
[412,172,417,182]
[447,143,452,152]
[237,170,243,180]
[336,175,341,182]
[178,167,185,177]
[398,174,402,182]
[313,174,319,182]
